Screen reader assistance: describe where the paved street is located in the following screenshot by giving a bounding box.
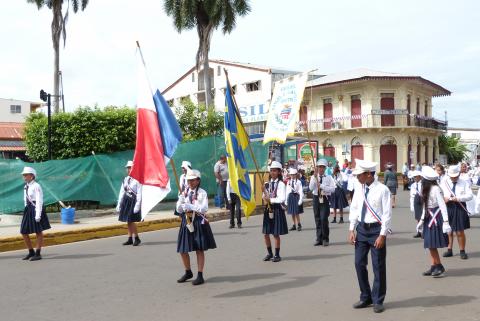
[1,190,480,321]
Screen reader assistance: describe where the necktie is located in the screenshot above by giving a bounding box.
[416,183,419,192]
[189,190,194,203]
[361,186,370,223]
[452,182,457,195]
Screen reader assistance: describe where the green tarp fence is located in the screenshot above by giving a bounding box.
[0,136,270,214]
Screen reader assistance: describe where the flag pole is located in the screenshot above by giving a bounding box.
[136,40,181,193]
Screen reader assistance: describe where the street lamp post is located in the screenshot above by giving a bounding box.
[40,89,52,160]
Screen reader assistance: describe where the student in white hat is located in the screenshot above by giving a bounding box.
[348,159,391,313]
[309,158,336,246]
[179,161,192,194]
[409,170,423,238]
[176,169,216,285]
[262,161,288,262]
[416,166,450,277]
[285,167,304,231]
[440,164,473,259]
[20,166,51,261]
[116,160,143,246]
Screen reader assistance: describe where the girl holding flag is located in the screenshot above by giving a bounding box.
[285,168,304,231]
[416,166,451,277]
[176,169,216,285]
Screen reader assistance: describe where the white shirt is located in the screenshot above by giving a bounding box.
[285,178,304,205]
[116,176,142,213]
[24,180,43,219]
[332,172,344,188]
[441,177,473,203]
[475,190,480,214]
[176,187,208,214]
[225,179,237,202]
[420,185,448,222]
[410,180,422,212]
[263,179,286,204]
[349,180,392,236]
[460,172,472,187]
[179,173,187,193]
[214,161,229,182]
[308,174,336,196]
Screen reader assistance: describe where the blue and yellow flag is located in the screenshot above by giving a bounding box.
[224,82,256,217]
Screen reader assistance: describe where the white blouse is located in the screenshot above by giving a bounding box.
[420,185,448,221]
[24,180,43,218]
[263,179,286,204]
[176,187,208,214]
[285,178,304,205]
[116,176,142,213]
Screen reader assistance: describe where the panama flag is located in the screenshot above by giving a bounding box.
[130,46,182,219]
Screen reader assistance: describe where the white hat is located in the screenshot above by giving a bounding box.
[181,161,192,169]
[447,165,460,178]
[21,166,36,177]
[288,168,298,175]
[185,169,201,180]
[352,159,377,175]
[421,166,438,181]
[409,170,422,178]
[125,160,133,168]
[316,159,328,167]
[269,161,282,170]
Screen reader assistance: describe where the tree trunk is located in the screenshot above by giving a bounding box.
[203,48,212,108]
[51,1,63,113]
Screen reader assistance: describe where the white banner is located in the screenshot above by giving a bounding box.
[263,73,308,144]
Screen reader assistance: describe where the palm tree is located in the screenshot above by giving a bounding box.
[439,134,468,164]
[163,0,251,108]
[27,0,89,113]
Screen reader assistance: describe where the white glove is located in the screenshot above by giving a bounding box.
[285,201,288,206]
[178,195,186,203]
[442,222,452,234]
[298,200,302,206]
[115,205,120,212]
[35,213,41,223]
[416,220,423,233]
[184,203,194,212]
[133,207,140,214]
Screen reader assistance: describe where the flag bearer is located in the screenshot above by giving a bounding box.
[116,161,143,246]
[262,161,288,262]
[441,165,473,259]
[309,159,336,246]
[176,169,216,285]
[286,168,304,231]
[409,170,423,238]
[20,166,51,261]
[416,166,450,278]
[348,159,391,314]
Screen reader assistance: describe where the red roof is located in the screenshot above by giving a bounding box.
[0,122,24,140]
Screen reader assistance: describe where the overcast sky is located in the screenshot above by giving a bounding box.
[1,0,479,127]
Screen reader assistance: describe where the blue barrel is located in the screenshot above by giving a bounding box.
[61,207,75,224]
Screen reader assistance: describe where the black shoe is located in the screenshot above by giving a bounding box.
[460,252,468,260]
[297,225,302,231]
[353,299,372,309]
[123,238,133,246]
[263,254,273,261]
[192,275,205,286]
[272,256,281,262]
[431,264,446,278]
[237,224,242,229]
[443,250,453,257]
[22,251,35,261]
[323,241,329,247]
[422,266,434,276]
[133,238,141,246]
[177,270,193,283]
[29,254,42,261]
[314,241,323,246]
[339,218,344,224]
[331,218,337,223]
[413,232,421,238]
[229,224,235,229]
[373,304,385,313]
[290,225,297,231]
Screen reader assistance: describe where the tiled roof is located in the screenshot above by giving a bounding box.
[0,122,24,140]
[0,139,25,151]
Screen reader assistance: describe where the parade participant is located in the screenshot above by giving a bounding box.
[309,159,336,246]
[179,161,192,194]
[460,163,473,187]
[342,158,349,170]
[20,167,51,261]
[226,178,242,229]
[402,162,409,191]
[116,161,143,246]
[331,165,348,224]
[409,171,423,238]
[348,159,391,314]
[262,161,288,262]
[441,165,473,259]
[346,161,356,201]
[416,166,450,277]
[435,163,446,185]
[383,163,398,208]
[285,168,304,231]
[176,169,216,285]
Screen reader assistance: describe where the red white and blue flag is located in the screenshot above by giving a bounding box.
[130,46,182,219]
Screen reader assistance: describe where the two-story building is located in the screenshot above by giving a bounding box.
[296,69,450,171]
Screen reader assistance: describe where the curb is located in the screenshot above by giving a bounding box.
[0,200,313,253]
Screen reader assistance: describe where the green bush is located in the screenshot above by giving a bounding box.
[25,106,136,161]
[174,98,223,141]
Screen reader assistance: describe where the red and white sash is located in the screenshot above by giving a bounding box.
[363,185,382,225]
[427,208,441,228]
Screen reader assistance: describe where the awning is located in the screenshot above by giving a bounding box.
[0,140,26,152]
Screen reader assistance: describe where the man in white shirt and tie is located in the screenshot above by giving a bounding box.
[309,158,336,246]
[348,159,392,314]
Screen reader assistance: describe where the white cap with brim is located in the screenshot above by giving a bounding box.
[352,159,377,175]
[269,161,283,170]
[186,169,201,180]
[316,159,328,167]
[421,166,438,181]
[288,168,298,175]
[408,170,422,179]
[125,160,134,168]
[21,166,36,177]
[447,165,460,178]
[181,161,192,169]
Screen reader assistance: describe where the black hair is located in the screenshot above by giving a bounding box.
[421,178,437,212]
[268,168,283,182]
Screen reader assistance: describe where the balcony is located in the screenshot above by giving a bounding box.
[296,112,447,133]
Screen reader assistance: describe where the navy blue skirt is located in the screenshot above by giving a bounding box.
[20,204,51,235]
[330,187,349,210]
[177,213,217,253]
[118,194,141,223]
[447,202,470,232]
[262,204,288,236]
[423,208,448,249]
[287,193,302,215]
[413,194,423,221]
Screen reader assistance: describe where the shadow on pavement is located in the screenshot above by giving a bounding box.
[283,253,351,261]
[0,255,23,260]
[445,267,480,277]
[237,225,262,230]
[214,276,322,298]
[141,241,177,246]
[387,295,477,309]
[214,231,248,236]
[47,253,113,260]
[208,273,285,283]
